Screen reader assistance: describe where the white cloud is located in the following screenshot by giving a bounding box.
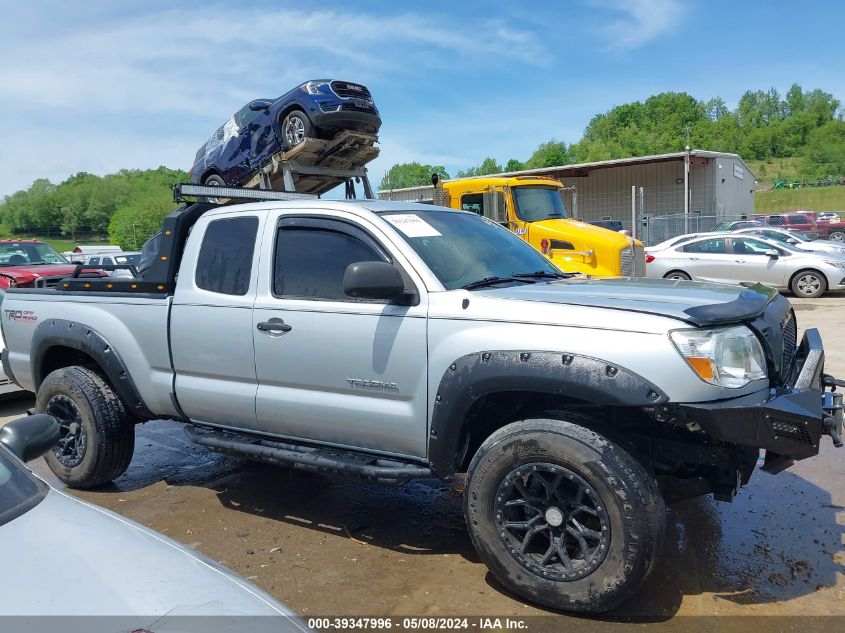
[589,0,685,51]
[0,5,546,195]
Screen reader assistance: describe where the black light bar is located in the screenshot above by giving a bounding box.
[173,183,317,203]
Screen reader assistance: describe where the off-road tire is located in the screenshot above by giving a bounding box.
[663,270,691,280]
[281,110,313,150]
[790,268,827,298]
[38,366,135,488]
[464,415,665,613]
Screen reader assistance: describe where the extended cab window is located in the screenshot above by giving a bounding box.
[195,217,258,295]
[274,221,389,300]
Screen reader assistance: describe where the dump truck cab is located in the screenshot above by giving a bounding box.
[381,175,645,277]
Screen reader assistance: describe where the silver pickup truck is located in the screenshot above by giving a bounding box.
[2,195,842,613]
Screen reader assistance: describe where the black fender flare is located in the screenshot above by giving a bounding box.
[427,350,669,479]
[31,319,155,420]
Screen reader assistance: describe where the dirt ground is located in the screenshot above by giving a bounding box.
[3,292,844,627]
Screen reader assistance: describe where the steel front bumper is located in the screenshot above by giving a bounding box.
[678,328,843,473]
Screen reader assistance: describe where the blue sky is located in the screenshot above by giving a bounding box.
[0,0,843,197]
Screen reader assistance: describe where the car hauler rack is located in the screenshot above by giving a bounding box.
[58,185,316,295]
[241,129,378,198]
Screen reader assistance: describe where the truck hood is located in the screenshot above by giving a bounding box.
[1,487,302,623]
[0,264,78,285]
[476,277,778,326]
[531,219,639,248]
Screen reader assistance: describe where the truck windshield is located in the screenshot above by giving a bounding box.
[382,210,562,290]
[0,243,68,266]
[512,186,567,222]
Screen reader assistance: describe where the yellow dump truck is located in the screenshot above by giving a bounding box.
[378,175,645,277]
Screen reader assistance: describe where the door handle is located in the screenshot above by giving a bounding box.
[257,320,292,332]
[734,260,746,263]
[689,257,700,261]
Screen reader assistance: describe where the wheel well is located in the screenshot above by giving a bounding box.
[279,105,307,124]
[454,391,605,471]
[789,268,829,289]
[39,345,103,388]
[200,168,222,184]
[663,270,689,279]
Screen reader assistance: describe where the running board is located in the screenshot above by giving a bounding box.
[185,426,431,484]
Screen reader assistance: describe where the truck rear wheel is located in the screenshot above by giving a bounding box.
[37,366,135,489]
[464,416,665,612]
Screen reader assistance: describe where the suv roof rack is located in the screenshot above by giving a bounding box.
[173,183,317,204]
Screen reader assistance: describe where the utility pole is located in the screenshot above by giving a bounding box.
[683,126,691,235]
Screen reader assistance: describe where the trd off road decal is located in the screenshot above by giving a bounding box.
[4,309,37,323]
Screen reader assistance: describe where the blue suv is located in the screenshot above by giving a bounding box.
[190,80,381,188]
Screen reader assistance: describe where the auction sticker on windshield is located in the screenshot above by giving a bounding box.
[384,214,442,238]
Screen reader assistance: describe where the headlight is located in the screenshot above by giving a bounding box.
[824,259,845,269]
[302,80,330,95]
[670,325,767,388]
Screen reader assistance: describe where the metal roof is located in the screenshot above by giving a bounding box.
[379,150,756,193]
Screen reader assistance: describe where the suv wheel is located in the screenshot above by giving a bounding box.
[790,269,827,298]
[282,110,313,149]
[38,366,135,488]
[464,416,664,612]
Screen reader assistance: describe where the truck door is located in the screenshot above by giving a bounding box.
[251,214,429,458]
[169,214,263,427]
[460,190,510,227]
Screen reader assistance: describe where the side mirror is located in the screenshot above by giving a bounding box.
[248,100,271,112]
[343,261,406,301]
[765,249,780,258]
[0,414,60,462]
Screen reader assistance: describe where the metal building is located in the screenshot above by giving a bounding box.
[379,150,756,245]
[484,150,756,244]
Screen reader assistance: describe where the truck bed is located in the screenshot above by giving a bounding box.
[2,289,178,417]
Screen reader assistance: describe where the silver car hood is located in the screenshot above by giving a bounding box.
[477,277,778,326]
[1,488,300,623]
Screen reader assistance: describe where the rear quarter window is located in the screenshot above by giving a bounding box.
[195,217,259,296]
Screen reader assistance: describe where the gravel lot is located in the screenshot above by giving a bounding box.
[3,292,844,625]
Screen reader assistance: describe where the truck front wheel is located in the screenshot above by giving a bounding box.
[464,416,665,612]
[37,366,135,488]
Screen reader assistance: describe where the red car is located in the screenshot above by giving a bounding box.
[0,240,94,289]
[756,212,818,238]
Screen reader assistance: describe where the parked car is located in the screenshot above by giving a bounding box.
[3,199,842,612]
[0,239,102,289]
[817,212,841,222]
[732,227,845,256]
[0,415,306,627]
[646,233,845,297]
[756,213,818,238]
[711,219,765,231]
[190,80,381,188]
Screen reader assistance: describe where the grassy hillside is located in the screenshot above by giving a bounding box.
[747,156,805,182]
[755,185,845,214]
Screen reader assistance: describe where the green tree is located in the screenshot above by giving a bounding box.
[379,162,449,190]
[505,158,524,172]
[801,120,845,178]
[456,157,502,177]
[524,139,571,169]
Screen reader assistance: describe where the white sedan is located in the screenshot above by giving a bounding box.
[646,234,845,298]
[733,227,845,257]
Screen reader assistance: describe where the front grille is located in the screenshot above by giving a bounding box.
[341,103,376,113]
[620,247,633,276]
[330,81,372,99]
[781,310,797,372]
[33,275,66,288]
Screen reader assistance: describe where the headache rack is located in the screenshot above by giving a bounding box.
[57,185,317,295]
